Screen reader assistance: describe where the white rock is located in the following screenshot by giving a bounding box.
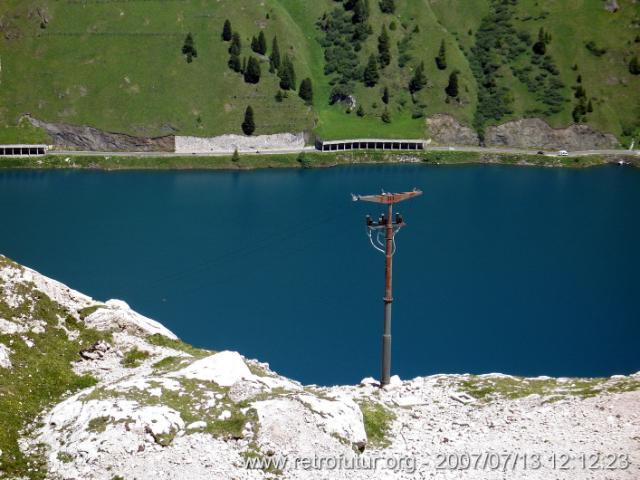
[296,394,367,445]
[360,376,379,387]
[217,410,231,421]
[393,395,426,407]
[0,343,11,368]
[0,318,26,334]
[186,421,207,430]
[169,351,252,387]
[84,299,177,339]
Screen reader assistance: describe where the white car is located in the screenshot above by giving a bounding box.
[558,150,569,156]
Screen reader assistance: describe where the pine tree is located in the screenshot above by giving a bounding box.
[242,106,255,136]
[630,56,640,75]
[229,32,241,55]
[532,27,546,55]
[279,55,296,90]
[299,78,313,104]
[363,54,379,87]
[241,57,247,74]
[409,61,427,93]
[257,31,267,55]
[182,33,198,63]
[251,36,259,53]
[352,0,369,24]
[270,36,281,73]
[435,40,447,70]
[228,53,241,72]
[587,99,593,113]
[382,86,389,104]
[222,20,232,42]
[379,0,395,14]
[378,25,391,67]
[381,108,391,123]
[445,71,459,98]
[232,148,240,162]
[244,57,261,84]
[356,105,365,117]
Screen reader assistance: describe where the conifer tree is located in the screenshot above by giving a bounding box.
[435,40,447,70]
[222,20,232,41]
[251,35,259,53]
[363,54,379,87]
[532,27,547,55]
[299,78,313,104]
[244,57,261,84]
[382,86,389,104]
[182,33,198,63]
[445,70,459,98]
[409,61,426,93]
[270,36,281,73]
[228,53,241,72]
[630,56,640,75]
[257,31,268,55]
[378,25,391,67]
[352,0,369,24]
[229,32,241,55]
[379,0,395,14]
[232,148,240,162]
[242,106,255,135]
[279,55,296,90]
[381,108,391,123]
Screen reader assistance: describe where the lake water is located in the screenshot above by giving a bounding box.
[1,164,638,385]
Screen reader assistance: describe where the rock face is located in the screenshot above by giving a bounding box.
[426,114,479,146]
[174,132,305,153]
[2,254,640,480]
[0,343,11,368]
[26,116,175,152]
[485,118,620,150]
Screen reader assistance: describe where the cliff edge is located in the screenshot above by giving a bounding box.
[0,255,638,479]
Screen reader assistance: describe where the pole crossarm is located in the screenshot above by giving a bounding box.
[351,188,422,204]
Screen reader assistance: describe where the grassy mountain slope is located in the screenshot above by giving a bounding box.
[0,0,638,144]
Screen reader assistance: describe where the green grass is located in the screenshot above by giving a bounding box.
[121,347,151,368]
[358,401,395,448]
[0,256,110,479]
[146,333,212,358]
[1,0,636,141]
[459,375,640,402]
[0,118,50,144]
[0,150,632,172]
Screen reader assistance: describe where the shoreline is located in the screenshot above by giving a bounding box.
[0,150,638,171]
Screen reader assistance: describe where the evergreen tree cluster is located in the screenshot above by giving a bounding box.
[318,0,373,103]
[221,20,302,91]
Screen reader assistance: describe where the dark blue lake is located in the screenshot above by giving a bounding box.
[1,164,638,385]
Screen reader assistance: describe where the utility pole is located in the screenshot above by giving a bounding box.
[352,189,422,386]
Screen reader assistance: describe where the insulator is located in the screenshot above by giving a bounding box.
[366,215,373,226]
[380,214,386,224]
[396,213,403,224]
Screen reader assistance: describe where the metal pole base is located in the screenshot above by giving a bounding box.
[381,333,391,386]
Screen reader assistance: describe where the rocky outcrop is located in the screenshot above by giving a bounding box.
[485,118,620,150]
[426,115,621,150]
[2,254,640,480]
[426,114,479,146]
[26,116,174,152]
